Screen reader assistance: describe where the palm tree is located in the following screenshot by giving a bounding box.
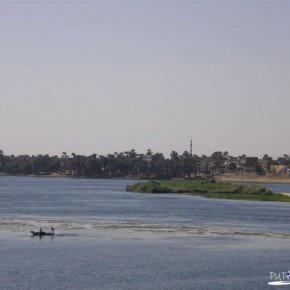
[71,153,76,175]
[284,154,289,165]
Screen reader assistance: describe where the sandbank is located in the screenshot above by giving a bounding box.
[220,173,290,184]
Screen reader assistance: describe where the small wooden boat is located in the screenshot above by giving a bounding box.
[30,231,54,236]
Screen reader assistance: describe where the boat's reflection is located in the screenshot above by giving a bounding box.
[31,234,55,241]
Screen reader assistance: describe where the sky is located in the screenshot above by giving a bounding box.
[1,0,290,158]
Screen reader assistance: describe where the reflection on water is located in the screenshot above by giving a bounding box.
[30,233,55,240]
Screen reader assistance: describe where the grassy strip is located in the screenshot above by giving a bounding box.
[203,193,290,202]
[126,180,290,202]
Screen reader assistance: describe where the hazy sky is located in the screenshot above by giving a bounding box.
[1,0,289,157]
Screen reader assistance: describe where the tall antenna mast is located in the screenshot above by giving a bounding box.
[190,138,192,156]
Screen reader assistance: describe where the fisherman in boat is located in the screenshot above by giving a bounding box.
[51,227,55,234]
[39,228,43,235]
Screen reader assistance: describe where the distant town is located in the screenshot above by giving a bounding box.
[0,148,289,180]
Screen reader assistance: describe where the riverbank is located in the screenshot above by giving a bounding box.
[220,172,290,184]
[2,170,290,183]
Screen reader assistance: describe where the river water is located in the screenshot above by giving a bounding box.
[1,176,290,290]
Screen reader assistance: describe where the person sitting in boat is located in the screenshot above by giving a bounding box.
[51,227,55,234]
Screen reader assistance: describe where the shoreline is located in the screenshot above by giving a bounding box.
[219,173,290,196]
[2,172,290,184]
[221,177,290,184]
[220,173,290,184]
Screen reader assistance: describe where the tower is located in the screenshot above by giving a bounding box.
[190,138,192,156]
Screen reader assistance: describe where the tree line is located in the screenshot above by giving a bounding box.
[0,149,289,179]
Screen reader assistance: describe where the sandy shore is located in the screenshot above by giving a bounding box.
[220,173,290,184]
[219,173,290,196]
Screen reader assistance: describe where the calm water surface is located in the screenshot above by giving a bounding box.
[1,176,290,290]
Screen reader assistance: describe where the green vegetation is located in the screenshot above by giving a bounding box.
[204,192,290,202]
[126,180,290,202]
[0,148,289,179]
[0,149,210,178]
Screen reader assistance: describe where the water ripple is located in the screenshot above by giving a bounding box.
[1,218,289,239]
